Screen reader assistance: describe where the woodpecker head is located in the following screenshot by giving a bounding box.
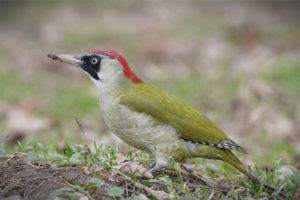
[48,50,142,86]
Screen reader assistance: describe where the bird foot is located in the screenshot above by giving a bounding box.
[149,153,173,175]
[149,161,156,169]
[149,161,175,175]
[150,166,173,175]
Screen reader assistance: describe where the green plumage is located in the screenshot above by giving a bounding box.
[118,82,271,188]
[119,83,227,145]
[50,51,280,196]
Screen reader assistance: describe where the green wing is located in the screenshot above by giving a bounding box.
[119,83,227,144]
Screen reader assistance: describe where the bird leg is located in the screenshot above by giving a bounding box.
[149,155,215,187]
[149,153,171,174]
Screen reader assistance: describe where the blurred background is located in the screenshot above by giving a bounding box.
[0,1,299,168]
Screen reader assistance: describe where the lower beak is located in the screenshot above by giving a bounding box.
[47,53,82,66]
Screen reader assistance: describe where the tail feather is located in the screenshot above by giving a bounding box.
[220,150,286,197]
[216,139,248,154]
[221,150,260,183]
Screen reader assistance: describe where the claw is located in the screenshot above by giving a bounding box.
[149,152,171,175]
[149,161,156,169]
[150,166,173,175]
[149,167,158,175]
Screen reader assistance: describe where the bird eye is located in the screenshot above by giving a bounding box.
[90,57,98,65]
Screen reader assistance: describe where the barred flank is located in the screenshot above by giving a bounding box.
[215,139,247,154]
[182,138,247,154]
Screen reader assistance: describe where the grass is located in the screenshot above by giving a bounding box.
[0,1,299,199]
[0,65,299,198]
[262,59,300,97]
[1,140,299,199]
[0,69,40,104]
[0,68,99,118]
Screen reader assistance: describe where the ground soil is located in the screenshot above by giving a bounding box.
[0,154,92,199]
[1,153,295,199]
[0,153,213,200]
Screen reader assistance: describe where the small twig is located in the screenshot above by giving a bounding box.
[24,181,45,200]
[4,153,26,163]
[25,161,43,169]
[111,168,171,199]
[0,134,10,144]
[73,115,86,135]
[125,180,129,198]
[271,182,287,198]
[181,164,216,187]
[33,190,42,200]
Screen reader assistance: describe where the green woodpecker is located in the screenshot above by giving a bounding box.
[48,50,274,191]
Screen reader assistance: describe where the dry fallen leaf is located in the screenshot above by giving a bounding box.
[79,166,91,175]
[114,154,153,179]
[143,186,171,200]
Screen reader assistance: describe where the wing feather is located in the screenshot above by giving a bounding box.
[119,83,227,144]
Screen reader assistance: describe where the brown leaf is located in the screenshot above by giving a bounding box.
[143,186,171,200]
[79,166,91,175]
[114,154,153,179]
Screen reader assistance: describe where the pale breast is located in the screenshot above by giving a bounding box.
[100,96,179,150]
[99,95,200,160]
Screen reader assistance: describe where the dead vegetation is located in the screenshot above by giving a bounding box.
[0,1,300,199]
[0,153,250,200]
[1,153,91,199]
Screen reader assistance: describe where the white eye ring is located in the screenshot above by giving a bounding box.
[90,57,98,64]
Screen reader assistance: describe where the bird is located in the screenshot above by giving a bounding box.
[47,49,277,193]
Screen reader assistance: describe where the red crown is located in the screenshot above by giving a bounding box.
[91,50,142,83]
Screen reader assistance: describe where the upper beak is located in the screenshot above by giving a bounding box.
[47,53,82,66]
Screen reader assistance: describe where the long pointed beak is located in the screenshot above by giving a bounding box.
[47,53,82,66]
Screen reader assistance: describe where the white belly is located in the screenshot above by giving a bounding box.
[100,96,180,153]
